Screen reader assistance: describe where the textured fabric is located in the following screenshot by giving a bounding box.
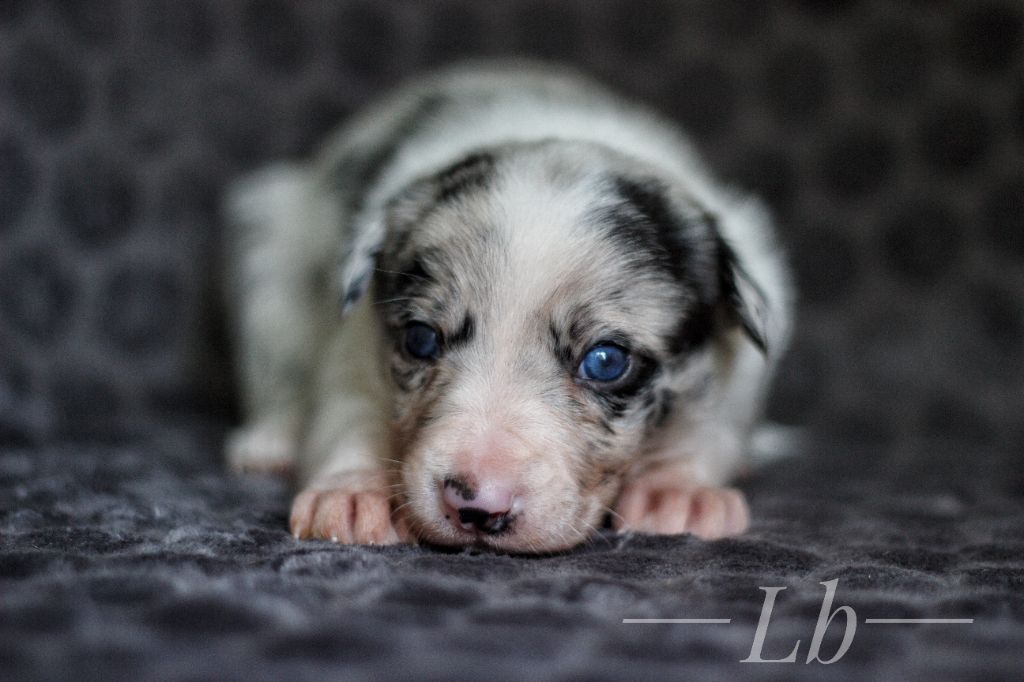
[1,1,1022,679]
[3,434,1022,680]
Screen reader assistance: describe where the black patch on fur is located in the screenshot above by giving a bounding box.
[443,476,476,502]
[644,388,677,431]
[602,177,721,356]
[406,257,431,283]
[397,256,434,295]
[669,302,716,355]
[415,410,439,431]
[434,152,495,203]
[446,313,475,349]
[390,361,429,393]
[607,177,698,286]
[549,322,573,367]
[606,177,770,355]
[716,233,769,353]
[375,250,439,308]
[591,393,629,420]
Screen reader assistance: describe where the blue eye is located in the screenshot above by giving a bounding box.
[405,322,440,360]
[578,344,630,382]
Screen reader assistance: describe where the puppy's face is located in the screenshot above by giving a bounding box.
[365,142,755,552]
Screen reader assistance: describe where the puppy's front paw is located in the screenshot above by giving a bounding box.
[289,470,404,545]
[614,466,749,540]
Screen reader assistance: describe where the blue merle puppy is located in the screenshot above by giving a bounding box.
[223,62,793,552]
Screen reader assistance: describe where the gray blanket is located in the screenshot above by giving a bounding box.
[4,431,1022,679]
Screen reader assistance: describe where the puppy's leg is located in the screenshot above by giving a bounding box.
[615,343,766,540]
[289,293,404,545]
[290,470,402,545]
[614,462,749,539]
[223,166,332,475]
[614,422,752,540]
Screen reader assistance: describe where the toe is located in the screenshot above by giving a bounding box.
[291,482,404,545]
[311,490,354,543]
[687,488,727,539]
[354,493,400,544]
[289,489,318,539]
[649,489,692,535]
[721,488,750,536]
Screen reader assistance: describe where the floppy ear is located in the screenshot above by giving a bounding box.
[716,233,770,354]
[337,214,385,315]
[336,150,498,314]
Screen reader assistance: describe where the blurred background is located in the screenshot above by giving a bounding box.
[1,0,1021,460]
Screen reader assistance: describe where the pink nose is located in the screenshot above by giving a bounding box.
[442,476,517,535]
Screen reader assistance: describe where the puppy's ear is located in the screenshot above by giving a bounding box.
[336,151,498,314]
[338,215,385,315]
[715,232,770,354]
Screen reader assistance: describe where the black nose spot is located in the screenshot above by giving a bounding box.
[444,476,476,501]
[458,507,511,535]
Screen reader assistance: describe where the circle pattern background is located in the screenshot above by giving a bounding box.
[0,0,1021,453]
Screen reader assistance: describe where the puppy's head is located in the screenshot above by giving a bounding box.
[341,141,767,552]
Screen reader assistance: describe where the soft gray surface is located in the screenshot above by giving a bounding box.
[3,428,1023,680]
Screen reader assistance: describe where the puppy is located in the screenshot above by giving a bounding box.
[223,62,793,552]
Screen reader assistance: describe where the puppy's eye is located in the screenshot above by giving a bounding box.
[578,344,630,382]
[404,322,441,360]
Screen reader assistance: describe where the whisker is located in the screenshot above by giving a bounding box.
[392,499,413,512]
[372,297,415,306]
[602,505,625,525]
[374,267,429,283]
[583,519,611,547]
[404,516,426,545]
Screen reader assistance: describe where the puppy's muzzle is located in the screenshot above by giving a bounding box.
[442,476,518,535]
